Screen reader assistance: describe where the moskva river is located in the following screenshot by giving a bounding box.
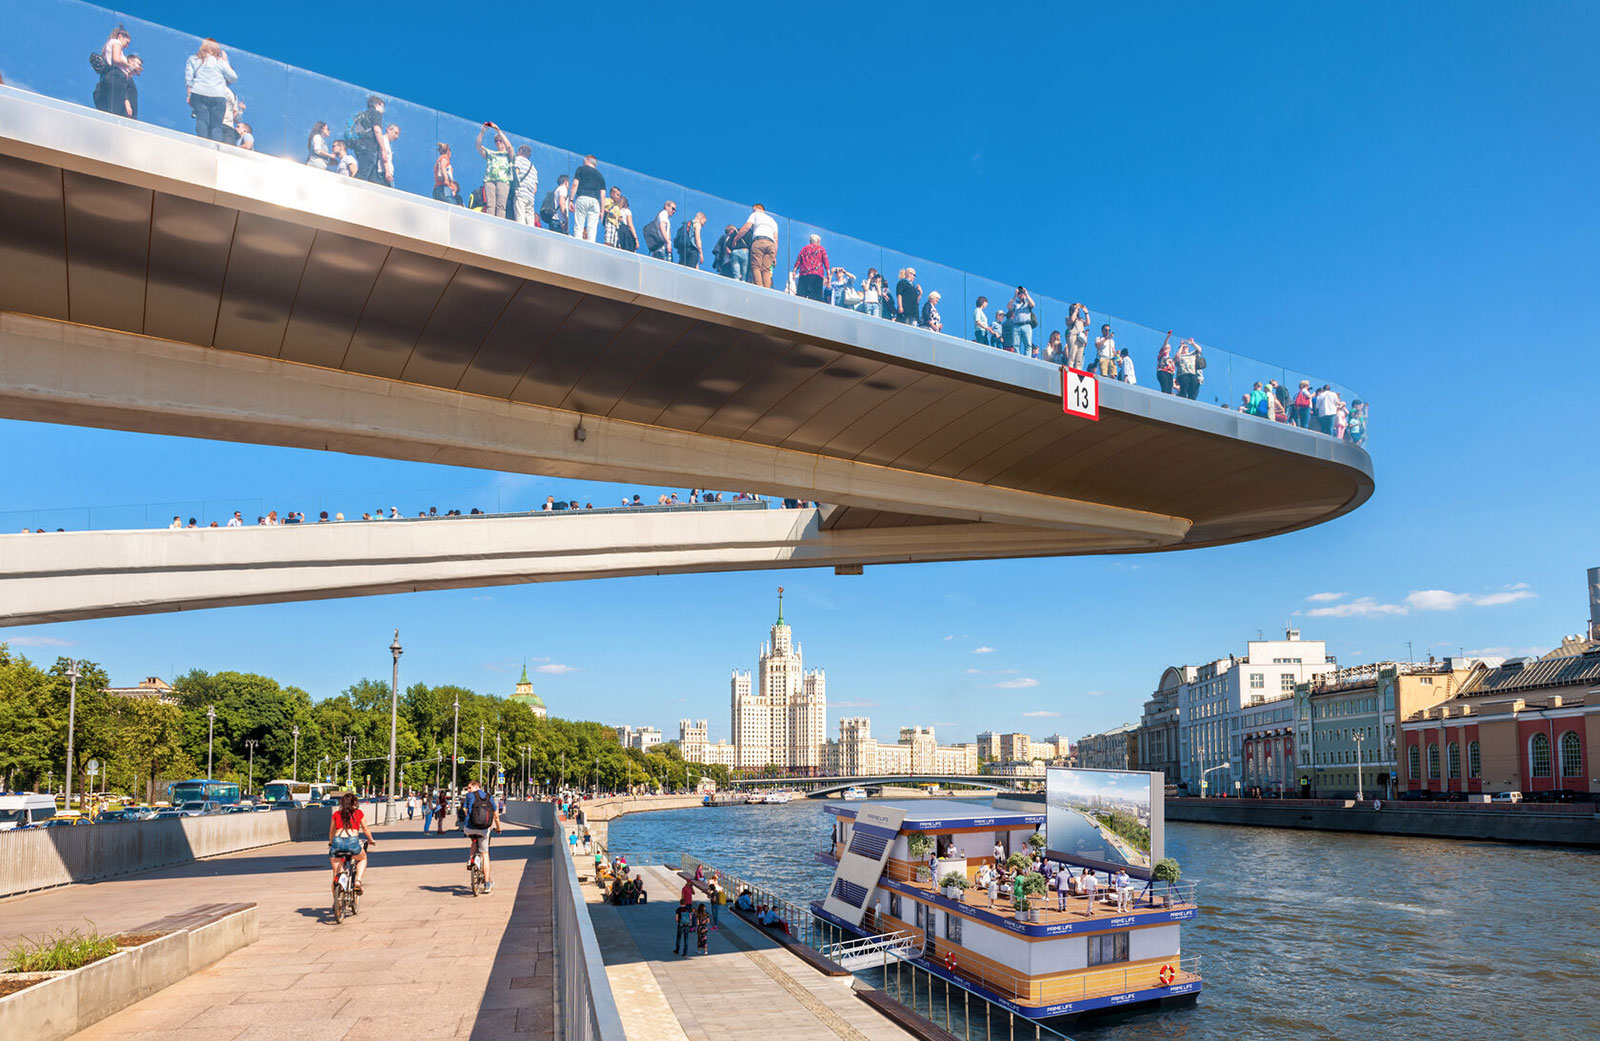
[608,798,1600,1041]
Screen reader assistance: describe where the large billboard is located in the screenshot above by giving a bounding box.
[1045,767,1164,881]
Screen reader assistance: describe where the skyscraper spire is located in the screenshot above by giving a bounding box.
[777,585,785,625]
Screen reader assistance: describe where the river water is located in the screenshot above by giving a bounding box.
[607,799,1600,1041]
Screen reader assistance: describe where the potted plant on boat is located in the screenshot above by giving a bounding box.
[1028,831,1047,856]
[939,871,970,901]
[907,832,934,882]
[1151,857,1181,907]
[1016,872,1047,921]
[1012,891,1030,922]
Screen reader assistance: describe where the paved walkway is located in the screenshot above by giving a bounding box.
[0,816,554,1041]
[581,858,915,1041]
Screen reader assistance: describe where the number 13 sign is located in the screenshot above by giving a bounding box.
[1062,367,1099,420]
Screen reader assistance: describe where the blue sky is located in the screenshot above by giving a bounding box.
[2,1,1595,748]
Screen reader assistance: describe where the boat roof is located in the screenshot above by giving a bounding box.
[825,799,1045,829]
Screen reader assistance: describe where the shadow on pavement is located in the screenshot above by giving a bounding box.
[464,826,554,1041]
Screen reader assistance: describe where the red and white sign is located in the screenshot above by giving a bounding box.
[1062,367,1099,420]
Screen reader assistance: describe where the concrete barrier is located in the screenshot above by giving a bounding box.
[0,807,331,898]
[1166,798,1600,847]
[0,904,257,1041]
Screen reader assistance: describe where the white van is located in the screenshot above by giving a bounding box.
[1491,791,1523,803]
[0,793,60,830]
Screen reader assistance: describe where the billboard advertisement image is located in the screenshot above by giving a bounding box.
[1045,767,1164,880]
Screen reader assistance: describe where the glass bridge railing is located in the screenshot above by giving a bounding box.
[0,0,1370,449]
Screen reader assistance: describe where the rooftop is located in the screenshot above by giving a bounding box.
[826,799,1046,829]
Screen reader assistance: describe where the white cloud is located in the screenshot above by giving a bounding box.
[1305,592,1347,603]
[1305,585,1534,618]
[942,635,956,642]
[995,678,1040,689]
[930,721,958,728]
[5,635,73,647]
[833,698,879,709]
[534,664,577,675]
[1305,597,1408,618]
[1463,645,1545,659]
[1019,709,1059,717]
[973,646,996,655]
[1084,690,1106,698]
[963,668,982,675]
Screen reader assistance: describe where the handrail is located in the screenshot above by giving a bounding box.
[0,0,1371,449]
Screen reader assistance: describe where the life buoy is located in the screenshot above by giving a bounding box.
[944,950,958,972]
[1158,964,1175,985]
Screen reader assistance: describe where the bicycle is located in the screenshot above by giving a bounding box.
[468,833,487,896]
[332,838,370,923]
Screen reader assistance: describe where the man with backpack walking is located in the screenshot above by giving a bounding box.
[461,780,502,894]
[675,212,707,269]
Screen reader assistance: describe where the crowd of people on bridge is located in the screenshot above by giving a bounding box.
[65,24,1367,448]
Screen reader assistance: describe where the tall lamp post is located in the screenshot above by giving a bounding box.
[291,725,300,782]
[244,739,258,796]
[64,661,81,809]
[344,735,355,788]
[478,722,486,785]
[1200,760,1231,799]
[387,629,402,824]
[206,705,217,780]
[1353,730,1366,802]
[450,694,460,798]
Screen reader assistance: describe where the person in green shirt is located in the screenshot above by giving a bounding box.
[475,121,514,219]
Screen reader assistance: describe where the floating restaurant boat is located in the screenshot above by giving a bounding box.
[763,791,794,804]
[812,775,1201,1027]
[840,786,869,801]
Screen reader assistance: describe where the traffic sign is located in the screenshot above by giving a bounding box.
[497,773,505,784]
[86,759,100,776]
[1062,367,1099,420]
[456,756,466,764]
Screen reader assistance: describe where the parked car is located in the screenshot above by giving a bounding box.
[1490,791,1523,803]
[1398,790,1434,801]
[0,793,60,831]
[157,800,222,818]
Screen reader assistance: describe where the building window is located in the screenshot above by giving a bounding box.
[1530,734,1552,778]
[1560,731,1581,778]
[1250,673,1264,689]
[945,913,962,943]
[1447,743,1461,779]
[1087,931,1130,966]
[1408,744,1421,780]
[915,902,925,928]
[1281,674,1295,692]
[1427,743,1440,780]
[1468,741,1480,779]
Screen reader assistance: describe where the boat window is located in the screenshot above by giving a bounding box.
[889,893,902,920]
[1086,931,1130,966]
[945,913,962,943]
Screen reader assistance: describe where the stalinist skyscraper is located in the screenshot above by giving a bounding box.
[731,587,826,773]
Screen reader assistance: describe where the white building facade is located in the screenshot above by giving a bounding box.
[831,718,979,775]
[1174,630,1336,794]
[677,718,736,767]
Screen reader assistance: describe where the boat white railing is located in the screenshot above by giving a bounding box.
[817,930,919,968]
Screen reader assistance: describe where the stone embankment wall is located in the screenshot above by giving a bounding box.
[0,806,332,898]
[1166,798,1600,847]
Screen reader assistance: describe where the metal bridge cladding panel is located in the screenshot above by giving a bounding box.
[779,361,901,455]
[719,343,845,441]
[278,232,390,367]
[455,281,583,398]
[743,349,870,447]
[935,399,1064,482]
[510,295,641,408]
[821,372,949,460]
[61,170,151,335]
[652,329,793,433]
[213,212,315,359]
[0,156,68,320]
[562,307,695,418]
[400,266,523,390]
[341,251,459,379]
[145,194,236,347]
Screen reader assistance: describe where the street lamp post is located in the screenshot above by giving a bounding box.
[1353,730,1366,802]
[478,723,486,785]
[450,694,460,798]
[206,705,217,780]
[64,661,81,809]
[1200,761,1232,799]
[317,754,330,782]
[291,725,300,782]
[244,739,258,796]
[387,629,403,824]
[344,735,355,788]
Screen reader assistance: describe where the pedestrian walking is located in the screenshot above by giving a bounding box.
[674,900,695,956]
[1082,871,1099,915]
[707,875,722,930]
[406,793,417,820]
[694,903,711,954]
[422,792,434,833]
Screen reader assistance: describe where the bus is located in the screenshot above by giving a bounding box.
[260,779,312,807]
[166,779,242,807]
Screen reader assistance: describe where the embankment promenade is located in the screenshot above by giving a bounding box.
[1166,797,1600,847]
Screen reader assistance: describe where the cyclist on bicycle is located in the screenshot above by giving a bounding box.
[328,791,377,893]
[461,780,502,893]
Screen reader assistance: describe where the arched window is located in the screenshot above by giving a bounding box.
[1408,744,1421,781]
[1468,741,1481,779]
[1447,743,1461,779]
[1560,731,1581,778]
[1530,733,1552,778]
[1427,743,1440,780]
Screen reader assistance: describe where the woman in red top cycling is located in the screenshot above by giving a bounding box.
[328,792,377,892]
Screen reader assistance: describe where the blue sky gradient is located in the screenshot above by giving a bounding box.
[2,1,1595,747]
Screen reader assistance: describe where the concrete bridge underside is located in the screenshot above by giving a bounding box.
[732,775,1026,796]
